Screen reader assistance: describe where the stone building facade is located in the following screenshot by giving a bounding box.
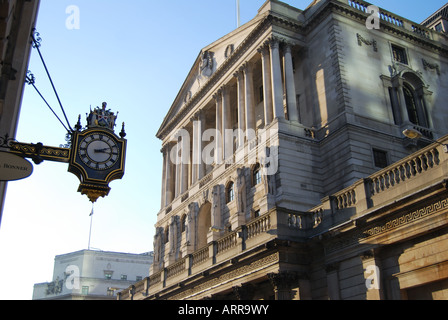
[33,250,153,300]
[121,0,448,300]
[0,0,40,225]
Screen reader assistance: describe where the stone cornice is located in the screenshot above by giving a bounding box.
[326,0,448,55]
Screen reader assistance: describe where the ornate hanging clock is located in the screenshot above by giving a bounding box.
[8,102,126,203]
[68,102,127,202]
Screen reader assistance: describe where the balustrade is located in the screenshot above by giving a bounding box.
[370,147,439,195]
[216,232,238,254]
[334,188,357,210]
[192,245,209,266]
[165,259,186,278]
[347,0,433,39]
[247,214,271,239]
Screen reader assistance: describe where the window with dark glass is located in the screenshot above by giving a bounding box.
[373,149,388,169]
[392,44,408,65]
[403,84,419,125]
[403,84,429,127]
[253,163,262,186]
[226,182,234,203]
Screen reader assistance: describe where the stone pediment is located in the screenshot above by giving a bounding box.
[157,12,267,139]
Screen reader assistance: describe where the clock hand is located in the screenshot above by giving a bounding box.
[94,148,111,153]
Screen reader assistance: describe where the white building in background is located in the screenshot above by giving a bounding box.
[32,250,153,300]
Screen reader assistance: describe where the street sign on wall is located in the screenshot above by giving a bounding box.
[0,151,33,181]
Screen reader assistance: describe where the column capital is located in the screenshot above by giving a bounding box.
[233,68,244,79]
[161,141,177,153]
[191,109,205,122]
[220,84,230,95]
[283,42,293,53]
[213,89,222,101]
[257,43,270,56]
[241,61,254,74]
[267,36,280,49]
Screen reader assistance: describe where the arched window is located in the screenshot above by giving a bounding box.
[403,84,419,125]
[403,83,430,128]
[252,163,262,186]
[226,181,234,203]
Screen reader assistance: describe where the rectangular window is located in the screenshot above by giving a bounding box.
[82,286,89,295]
[136,276,143,281]
[121,274,127,281]
[373,149,388,169]
[435,22,444,33]
[391,44,408,65]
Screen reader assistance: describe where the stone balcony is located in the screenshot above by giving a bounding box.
[345,0,448,44]
[310,134,448,234]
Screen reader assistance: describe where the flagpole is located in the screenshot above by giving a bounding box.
[88,203,94,250]
[236,0,240,28]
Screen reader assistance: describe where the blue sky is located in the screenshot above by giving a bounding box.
[0,0,445,300]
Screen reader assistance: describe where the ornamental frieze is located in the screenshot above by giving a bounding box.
[326,197,448,254]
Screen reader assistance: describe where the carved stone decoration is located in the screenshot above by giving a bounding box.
[211,185,221,230]
[422,58,441,75]
[235,167,247,215]
[153,227,164,264]
[261,148,277,198]
[268,272,298,300]
[199,50,214,79]
[184,91,192,104]
[169,216,179,254]
[356,33,377,52]
[186,202,199,246]
[233,284,255,300]
[225,44,234,58]
[46,277,63,295]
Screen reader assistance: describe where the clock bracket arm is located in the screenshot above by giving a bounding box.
[8,141,70,164]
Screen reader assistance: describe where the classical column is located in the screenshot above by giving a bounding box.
[174,138,181,198]
[164,142,175,206]
[268,272,298,300]
[197,111,205,179]
[258,45,273,126]
[192,110,205,184]
[191,116,199,185]
[234,69,246,148]
[361,250,384,300]
[283,43,299,122]
[269,38,285,120]
[221,85,233,161]
[243,62,256,131]
[392,77,410,125]
[180,136,189,194]
[214,90,223,164]
[160,146,167,208]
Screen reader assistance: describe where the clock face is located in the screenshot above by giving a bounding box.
[78,133,120,170]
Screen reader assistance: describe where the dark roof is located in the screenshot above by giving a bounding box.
[422,3,448,26]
